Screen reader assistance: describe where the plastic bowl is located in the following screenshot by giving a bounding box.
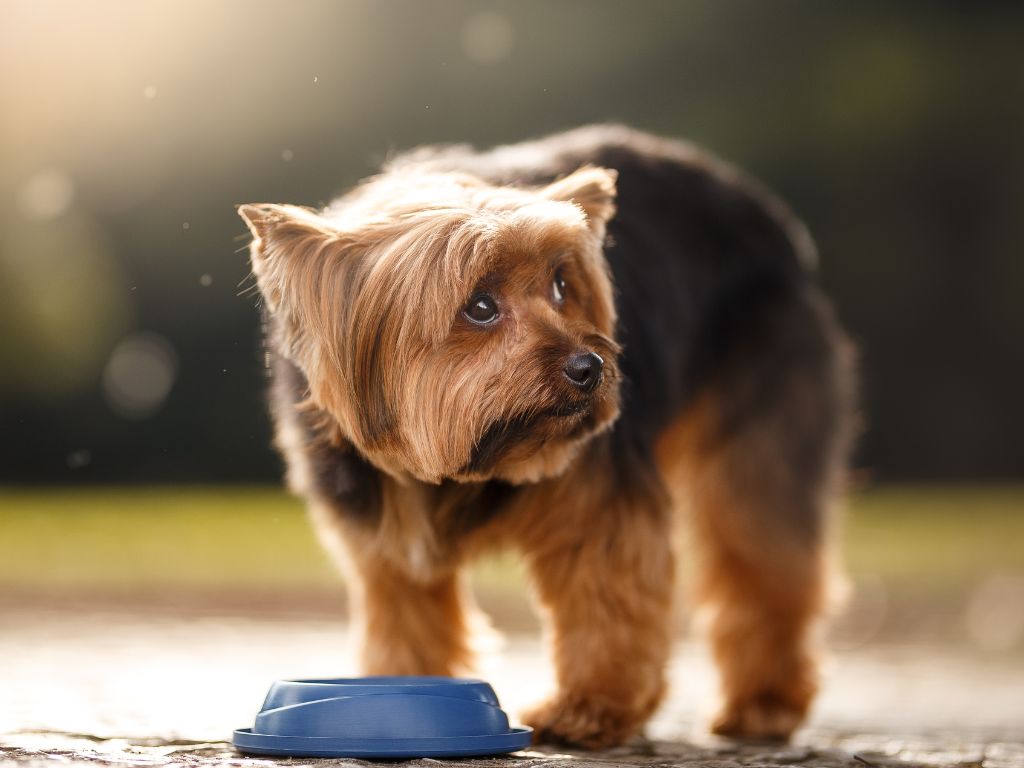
[232,676,533,758]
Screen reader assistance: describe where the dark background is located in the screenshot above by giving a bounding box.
[1,0,1022,484]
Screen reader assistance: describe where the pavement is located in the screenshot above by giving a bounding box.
[1,609,1022,768]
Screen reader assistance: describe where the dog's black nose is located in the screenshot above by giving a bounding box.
[563,351,604,393]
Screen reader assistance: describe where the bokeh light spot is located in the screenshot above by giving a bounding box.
[966,572,1024,652]
[66,449,92,470]
[0,212,129,398]
[461,11,514,65]
[142,84,157,99]
[199,273,213,287]
[102,332,178,419]
[18,170,75,221]
[830,573,889,650]
[281,149,294,162]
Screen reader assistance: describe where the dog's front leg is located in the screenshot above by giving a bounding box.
[348,555,477,677]
[516,478,675,749]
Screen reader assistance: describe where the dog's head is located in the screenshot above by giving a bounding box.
[239,166,621,484]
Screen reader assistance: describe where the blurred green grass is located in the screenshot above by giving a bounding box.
[0,485,1021,591]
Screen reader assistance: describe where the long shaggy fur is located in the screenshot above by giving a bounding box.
[240,124,857,748]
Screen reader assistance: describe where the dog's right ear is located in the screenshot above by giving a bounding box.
[541,166,618,238]
[237,203,340,314]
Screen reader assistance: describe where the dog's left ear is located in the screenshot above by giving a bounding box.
[542,166,618,235]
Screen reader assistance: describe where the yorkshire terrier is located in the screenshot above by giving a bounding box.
[239,125,856,748]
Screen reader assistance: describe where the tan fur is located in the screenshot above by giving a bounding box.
[656,390,838,740]
[504,448,675,747]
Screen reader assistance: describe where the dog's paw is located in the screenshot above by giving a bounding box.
[521,694,645,749]
[710,690,809,742]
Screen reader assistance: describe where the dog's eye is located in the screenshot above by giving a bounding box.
[552,269,566,304]
[464,294,499,325]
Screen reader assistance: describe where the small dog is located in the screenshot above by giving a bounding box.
[239,125,856,747]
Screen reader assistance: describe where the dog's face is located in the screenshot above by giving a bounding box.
[240,166,621,484]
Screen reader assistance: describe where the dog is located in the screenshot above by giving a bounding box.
[238,124,856,748]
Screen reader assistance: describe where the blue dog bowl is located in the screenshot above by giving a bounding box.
[232,676,533,758]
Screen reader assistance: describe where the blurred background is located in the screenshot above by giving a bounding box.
[1,0,1022,669]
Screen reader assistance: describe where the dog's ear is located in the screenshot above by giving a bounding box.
[542,166,618,235]
[238,203,341,314]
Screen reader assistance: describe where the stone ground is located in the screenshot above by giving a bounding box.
[1,609,1022,768]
